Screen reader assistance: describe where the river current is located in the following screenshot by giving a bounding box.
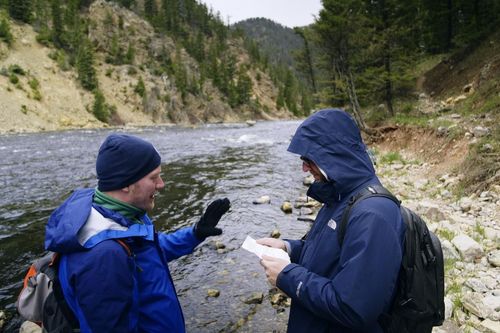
[0,121,311,332]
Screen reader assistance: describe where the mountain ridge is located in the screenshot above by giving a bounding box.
[0,0,297,134]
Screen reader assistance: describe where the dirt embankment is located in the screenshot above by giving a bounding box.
[373,127,469,178]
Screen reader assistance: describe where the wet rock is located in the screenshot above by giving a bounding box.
[487,250,500,267]
[207,289,220,297]
[281,202,293,214]
[215,241,225,250]
[271,229,281,238]
[452,234,484,262]
[297,215,316,222]
[253,196,270,204]
[300,207,314,215]
[244,292,264,304]
[302,199,321,208]
[295,196,308,203]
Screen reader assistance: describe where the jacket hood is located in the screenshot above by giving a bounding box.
[45,188,154,253]
[288,109,376,196]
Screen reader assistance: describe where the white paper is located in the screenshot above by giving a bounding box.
[241,236,291,263]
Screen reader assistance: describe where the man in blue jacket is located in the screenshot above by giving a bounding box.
[258,109,405,332]
[45,133,230,332]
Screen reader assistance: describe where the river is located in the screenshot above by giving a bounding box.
[0,120,311,332]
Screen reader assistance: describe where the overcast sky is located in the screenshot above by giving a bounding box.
[198,0,323,28]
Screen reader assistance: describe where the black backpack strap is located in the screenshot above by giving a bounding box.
[338,185,401,247]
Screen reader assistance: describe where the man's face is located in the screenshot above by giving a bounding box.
[301,157,327,182]
[126,166,165,211]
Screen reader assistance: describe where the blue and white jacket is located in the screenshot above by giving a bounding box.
[278,109,406,332]
[45,188,201,333]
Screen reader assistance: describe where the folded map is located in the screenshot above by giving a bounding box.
[241,235,291,263]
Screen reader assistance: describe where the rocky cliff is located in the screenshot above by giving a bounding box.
[0,0,293,134]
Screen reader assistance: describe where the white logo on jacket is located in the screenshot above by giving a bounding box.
[327,219,337,230]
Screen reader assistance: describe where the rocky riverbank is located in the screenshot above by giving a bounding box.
[375,152,500,333]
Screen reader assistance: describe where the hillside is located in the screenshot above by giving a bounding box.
[414,29,499,193]
[0,1,294,134]
[232,18,303,69]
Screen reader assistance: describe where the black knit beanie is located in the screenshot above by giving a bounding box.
[96,133,161,191]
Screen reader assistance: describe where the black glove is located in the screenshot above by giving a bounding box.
[194,198,231,240]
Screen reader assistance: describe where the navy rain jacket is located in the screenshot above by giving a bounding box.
[278,109,405,332]
[45,188,201,333]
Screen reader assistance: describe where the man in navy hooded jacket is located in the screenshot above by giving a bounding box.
[44,133,230,332]
[258,109,405,332]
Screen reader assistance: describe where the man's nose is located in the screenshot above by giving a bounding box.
[302,162,311,172]
[157,177,165,189]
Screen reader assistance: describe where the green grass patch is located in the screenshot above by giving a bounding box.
[379,151,406,164]
[444,258,458,273]
[473,222,486,241]
[392,113,433,127]
[413,54,448,77]
[452,294,463,311]
[9,73,18,84]
[438,229,456,242]
[446,280,462,294]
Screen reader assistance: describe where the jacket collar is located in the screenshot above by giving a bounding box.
[307,181,339,206]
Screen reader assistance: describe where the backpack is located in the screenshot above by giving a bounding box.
[337,185,445,333]
[17,239,132,333]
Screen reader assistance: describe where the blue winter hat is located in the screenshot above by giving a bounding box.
[96,133,161,191]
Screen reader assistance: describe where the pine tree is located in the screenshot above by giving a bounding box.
[8,0,32,23]
[144,0,157,21]
[276,86,285,110]
[293,27,317,95]
[92,89,109,123]
[76,38,98,91]
[118,0,135,9]
[284,69,298,116]
[314,0,371,132]
[125,42,135,64]
[134,76,146,97]
[51,0,64,47]
[235,69,252,106]
[0,17,13,45]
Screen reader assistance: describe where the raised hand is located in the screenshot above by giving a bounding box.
[194,198,231,240]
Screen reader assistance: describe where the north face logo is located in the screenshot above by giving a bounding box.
[327,219,337,230]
